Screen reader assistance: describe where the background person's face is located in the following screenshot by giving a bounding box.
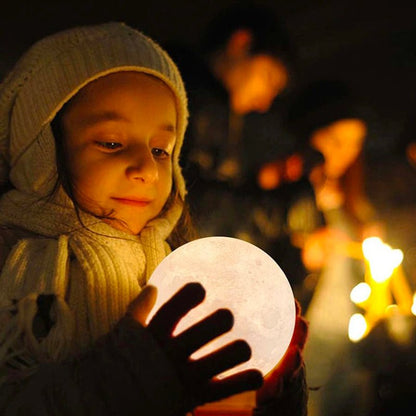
[228,55,288,114]
[310,118,367,179]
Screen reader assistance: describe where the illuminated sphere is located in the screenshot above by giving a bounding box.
[147,236,296,378]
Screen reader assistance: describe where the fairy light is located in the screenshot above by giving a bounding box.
[362,237,403,283]
[411,293,416,316]
[348,237,412,343]
[350,282,371,304]
[348,313,367,342]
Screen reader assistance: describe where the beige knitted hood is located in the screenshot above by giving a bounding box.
[0,21,188,199]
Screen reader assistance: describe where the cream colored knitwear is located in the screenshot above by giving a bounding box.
[0,23,188,370]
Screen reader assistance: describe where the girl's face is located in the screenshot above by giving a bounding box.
[61,71,177,234]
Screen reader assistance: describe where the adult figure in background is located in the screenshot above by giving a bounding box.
[284,79,380,416]
[166,3,297,245]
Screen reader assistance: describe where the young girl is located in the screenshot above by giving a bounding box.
[0,22,306,415]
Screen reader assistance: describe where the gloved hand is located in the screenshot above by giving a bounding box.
[129,282,264,411]
[1,283,262,416]
[254,300,308,416]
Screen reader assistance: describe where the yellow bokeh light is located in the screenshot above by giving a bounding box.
[411,293,416,316]
[362,236,382,260]
[350,282,371,304]
[348,313,368,342]
[349,238,411,343]
[362,237,403,283]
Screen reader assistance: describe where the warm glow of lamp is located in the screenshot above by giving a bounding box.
[348,313,367,342]
[147,236,296,378]
[350,282,371,304]
[362,237,403,283]
[411,293,416,316]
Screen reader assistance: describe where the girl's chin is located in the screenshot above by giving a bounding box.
[102,217,143,235]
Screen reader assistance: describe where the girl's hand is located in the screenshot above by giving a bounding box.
[254,300,308,416]
[128,283,263,409]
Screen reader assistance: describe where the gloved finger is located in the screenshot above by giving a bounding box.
[148,282,205,343]
[169,308,233,360]
[188,339,252,381]
[200,369,263,404]
[126,285,158,326]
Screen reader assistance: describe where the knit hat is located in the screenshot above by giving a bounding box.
[0,22,188,200]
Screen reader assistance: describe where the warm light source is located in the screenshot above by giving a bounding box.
[147,236,296,378]
[348,313,367,342]
[362,237,403,283]
[350,282,371,304]
[411,293,416,316]
[347,237,412,343]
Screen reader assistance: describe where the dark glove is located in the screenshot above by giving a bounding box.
[2,283,263,416]
[129,282,264,413]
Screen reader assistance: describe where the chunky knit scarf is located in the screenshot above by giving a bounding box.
[0,23,188,379]
[0,187,182,371]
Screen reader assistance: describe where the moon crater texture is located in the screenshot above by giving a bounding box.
[147,236,296,378]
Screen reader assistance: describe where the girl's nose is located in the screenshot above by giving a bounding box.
[126,151,158,183]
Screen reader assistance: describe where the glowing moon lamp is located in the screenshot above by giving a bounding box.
[147,236,296,378]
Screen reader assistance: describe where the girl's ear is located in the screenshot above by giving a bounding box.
[225,29,253,59]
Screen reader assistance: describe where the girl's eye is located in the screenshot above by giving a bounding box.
[96,141,122,151]
[152,148,170,159]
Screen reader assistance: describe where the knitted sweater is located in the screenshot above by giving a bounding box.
[0,216,188,416]
[0,22,191,415]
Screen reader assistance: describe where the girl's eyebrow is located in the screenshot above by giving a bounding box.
[162,124,176,133]
[79,111,128,127]
[79,110,176,133]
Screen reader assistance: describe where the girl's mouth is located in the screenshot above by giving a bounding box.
[111,197,151,207]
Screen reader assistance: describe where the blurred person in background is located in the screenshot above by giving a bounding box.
[282,79,381,416]
[257,80,382,303]
[166,3,297,246]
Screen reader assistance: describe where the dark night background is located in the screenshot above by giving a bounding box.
[2,0,414,244]
[1,0,415,152]
[1,4,416,294]
[1,1,416,414]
